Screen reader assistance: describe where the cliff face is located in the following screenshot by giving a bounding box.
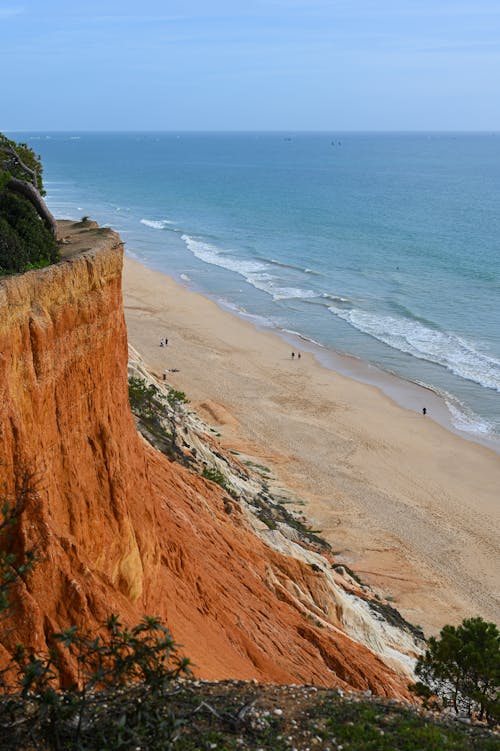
[0,225,412,697]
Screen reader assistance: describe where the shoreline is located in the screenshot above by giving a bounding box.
[122,254,500,635]
[138,258,500,457]
[239,315,500,456]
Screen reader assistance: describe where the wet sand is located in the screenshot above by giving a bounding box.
[123,256,500,635]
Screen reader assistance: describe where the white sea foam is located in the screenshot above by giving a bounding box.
[180,273,191,282]
[181,234,318,301]
[446,398,495,436]
[182,234,267,274]
[140,218,174,230]
[272,287,318,300]
[328,305,500,392]
[321,292,351,304]
[219,300,274,327]
[281,329,326,347]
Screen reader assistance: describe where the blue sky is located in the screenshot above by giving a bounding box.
[1,0,499,130]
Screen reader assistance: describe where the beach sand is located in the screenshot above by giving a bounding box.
[123,257,500,635]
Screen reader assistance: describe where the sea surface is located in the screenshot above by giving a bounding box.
[19,132,500,445]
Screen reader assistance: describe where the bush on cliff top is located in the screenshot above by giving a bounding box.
[0,133,59,275]
[0,187,59,274]
[0,133,46,193]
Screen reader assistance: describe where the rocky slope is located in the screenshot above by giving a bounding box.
[0,221,420,697]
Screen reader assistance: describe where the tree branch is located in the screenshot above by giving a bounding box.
[6,177,57,237]
[0,144,38,188]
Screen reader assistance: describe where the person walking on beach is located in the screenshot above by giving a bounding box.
[298,352,301,359]
[422,407,427,416]
[165,338,169,346]
[291,352,295,359]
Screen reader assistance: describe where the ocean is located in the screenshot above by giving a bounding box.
[20,132,500,447]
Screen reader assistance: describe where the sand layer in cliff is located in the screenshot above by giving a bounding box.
[123,257,500,636]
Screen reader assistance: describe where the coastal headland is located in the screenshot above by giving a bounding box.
[1,221,420,694]
[123,256,500,636]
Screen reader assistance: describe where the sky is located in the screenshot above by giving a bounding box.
[1,0,499,131]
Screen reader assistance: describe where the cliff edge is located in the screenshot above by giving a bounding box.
[0,222,415,697]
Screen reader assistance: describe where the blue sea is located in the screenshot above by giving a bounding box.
[20,132,500,446]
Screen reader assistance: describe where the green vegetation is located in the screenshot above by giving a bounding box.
[412,616,499,723]
[253,489,331,552]
[0,473,498,749]
[0,134,45,192]
[128,377,188,423]
[368,598,424,642]
[0,191,59,274]
[128,375,191,462]
[333,562,366,587]
[166,388,189,407]
[202,465,237,498]
[0,133,59,275]
[0,472,191,749]
[0,470,38,615]
[3,674,499,750]
[258,510,278,530]
[71,216,93,229]
[128,375,174,451]
[128,375,166,417]
[311,693,500,750]
[2,616,191,750]
[202,466,227,486]
[244,460,272,474]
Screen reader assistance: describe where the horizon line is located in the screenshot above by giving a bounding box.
[3,128,499,135]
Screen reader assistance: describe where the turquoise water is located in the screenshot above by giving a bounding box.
[21,132,500,442]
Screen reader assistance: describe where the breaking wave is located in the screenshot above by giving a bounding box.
[446,397,496,436]
[328,304,500,392]
[180,234,318,301]
[281,329,326,347]
[140,218,175,230]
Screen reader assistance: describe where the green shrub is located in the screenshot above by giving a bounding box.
[0,216,26,273]
[7,616,191,749]
[0,191,59,274]
[202,466,228,487]
[167,388,189,407]
[0,133,45,193]
[412,616,500,723]
[128,375,165,416]
[0,471,38,615]
[0,469,191,749]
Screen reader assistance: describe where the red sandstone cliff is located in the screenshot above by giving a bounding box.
[0,224,413,697]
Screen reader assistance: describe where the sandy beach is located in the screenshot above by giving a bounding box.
[123,256,500,635]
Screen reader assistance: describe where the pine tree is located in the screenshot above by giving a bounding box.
[413,616,499,722]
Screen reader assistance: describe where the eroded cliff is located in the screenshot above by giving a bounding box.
[0,223,416,697]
